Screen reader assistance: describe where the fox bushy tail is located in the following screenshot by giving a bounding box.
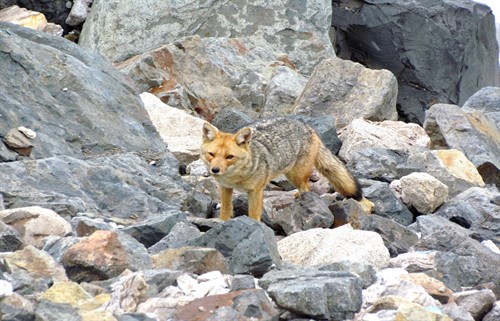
[314,142,363,201]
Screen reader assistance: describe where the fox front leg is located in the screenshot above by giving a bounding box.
[247,188,264,221]
[219,186,234,221]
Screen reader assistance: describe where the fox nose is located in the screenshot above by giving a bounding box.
[211,167,220,174]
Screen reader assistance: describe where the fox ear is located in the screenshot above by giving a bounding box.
[202,122,218,141]
[234,127,252,145]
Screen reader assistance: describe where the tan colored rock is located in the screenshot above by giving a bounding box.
[152,246,228,275]
[294,57,398,130]
[0,5,63,36]
[1,245,68,283]
[2,128,34,156]
[402,273,454,304]
[400,172,449,214]
[0,206,72,248]
[338,119,430,161]
[140,92,205,164]
[277,225,390,269]
[367,296,452,321]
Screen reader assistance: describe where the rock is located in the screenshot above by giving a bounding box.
[121,211,188,248]
[262,66,308,117]
[0,22,167,160]
[483,301,500,321]
[0,292,35,321]
[10,0,71,32]
[181,191,214,218]
[293,57,398,130]
[0,220,22,252]
[433,186,500,245]
[62,230,152,282]
[0,5,63,36]
[318,261,377,289]
[0,153,187,220]
[424,103,499,185]
[80,0,334,74]
[407,149,485,197]
[443,305,475,321]
[462,87,500,130]
[2,127,33,156]
[401,273,454,305]
[142,269,182,297]
[361,181,414,226]
[272,192,334,235]
[1,246,68,294]
[400,172,449,214]
[338,119,429,161]
[179,216,282,276]
[34,300,81,321]
[0,206,72,248]
[453,289,496,321]
[66,0,92,26]
[210,108,254,133]
[332,0,500,124]
[186,159,210,177]
[152,246,228,275]
[347,148,409,183]
[0,141,17,161]
[148,221,203,254]
[175,289,279,321]
[358,214,419,257]
[259,268,363,320]
[278,225,390,270]
[39,281,95,308]
[140,92,205,164]
[291,115,342,154]
[329,198,367,229]
[230,275,256,291]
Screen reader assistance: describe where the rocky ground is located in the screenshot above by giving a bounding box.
[0,1,499,321]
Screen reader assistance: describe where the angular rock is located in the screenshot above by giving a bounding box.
[400,172,449,214]
[278,225,390,270]
[338,119,429,161]
[347,148,409,183]
[318,261,377,289]
[329,198,367,229]
[3,127,33,156]
[407,149,485,197]
[8,0,71,32]
[62,230,152,282]
[0,5,63,36]
[148,221,202,254]
[291,115,342,154]
[230,275,256,292]
[66,0,92,26]
[121,211,188,248]
[152,246,228,275]
[443,305,475,321]
[0,206,72,248]
[100,271,148,316]
[424,103,499,185]
[433,186,500,245]
[178,216,282,276]
[262,66,308,117]
[259,268,363,321]
[143,269,182,297]
[272,192,334,235]
[453,289,496,321]
[358,214,419,257]
[0,141,17,161]
[332,0,500,124]
[462,86,500,130]
[363,295,451,321]
[0,292,35,321]
[34,300,82,321]
[401,273,454,305]
[80,0,334,74]
[293,57,398,130]
[0,153,187,220]
[210,108,254,134]
[0,22,166,160]
[0,220,22,252]
[140,92,205,164]
[483,301,500,321]
[361,181,414,226]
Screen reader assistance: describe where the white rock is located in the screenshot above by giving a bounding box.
[17,126,36,139]
[481,240,500,254]
[0,280,13,297]
[186,159,209,176]
[140,92,205,164]
[277,225,390,270]
[400,172,449,214]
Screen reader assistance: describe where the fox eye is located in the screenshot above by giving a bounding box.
[208,152,215,157]
[225,155,234,160]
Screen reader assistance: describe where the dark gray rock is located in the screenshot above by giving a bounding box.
[230,274,256,291]
[0,141,18,162]
[148,221,202,254]
[0,296,35,321]
[291,115,342,154]
[347,148,409,182]
[42,236,81,263]
[178,216,282,276]
[259,268,363,321]
[34,300,81,321]
[121,211,188,248]
[359,214,419,257]
[318,261,376,289]
[0,22,166,160]
[462,86,500,128]
[143,269,182,297]
[180,191,215,218]
[71,216,115,237]
[211,108,254,133]
[0,220,22,252]
[362,181,414,226]
[442,305,475,321]
[118,313,157,321]
[332,0,500,124]
[483,301,500,321]
[274,192,334,235]
[454,289,496,321]
[433,187,500,245]
[7,269,51,296]
[0,153,187,220]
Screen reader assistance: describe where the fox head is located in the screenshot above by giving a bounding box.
[200,122,252,177]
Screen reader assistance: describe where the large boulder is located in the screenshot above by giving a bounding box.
[80,0,335,74]
[331,0,500,124]
[0,21,166,160]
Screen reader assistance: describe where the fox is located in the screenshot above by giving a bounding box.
[200,118,373,221]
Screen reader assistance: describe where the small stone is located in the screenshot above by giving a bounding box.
[3,128,34,156]
[17,126,36,139]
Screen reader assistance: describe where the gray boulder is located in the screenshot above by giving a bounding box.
[79,0,334,74]
[259,268,363,321]
[332,0,500,124]
[347,148,409,183]
[462,86,500,129]
[0,22,166,160]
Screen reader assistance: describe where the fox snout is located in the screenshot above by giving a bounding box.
[210,165,221,175]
